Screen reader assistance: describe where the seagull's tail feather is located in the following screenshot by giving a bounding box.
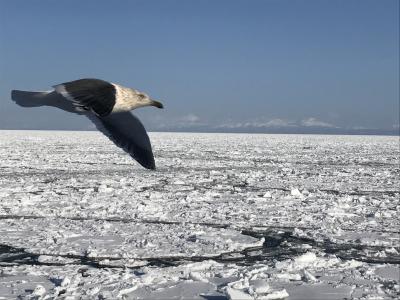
[11,90,52,107]
[11,90,86,114]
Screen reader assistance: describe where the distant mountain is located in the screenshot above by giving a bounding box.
[149,125,400,136]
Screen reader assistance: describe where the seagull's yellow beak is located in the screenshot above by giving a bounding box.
[151,100,164,109]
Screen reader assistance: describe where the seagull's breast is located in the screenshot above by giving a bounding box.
[111,84,139,113]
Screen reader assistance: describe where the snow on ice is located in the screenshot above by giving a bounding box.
[0,131,399,299]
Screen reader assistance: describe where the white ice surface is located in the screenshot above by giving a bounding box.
[0,131,399,299]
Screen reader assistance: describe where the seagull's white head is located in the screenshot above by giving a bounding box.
[135,92,164,109]
[112,84,164,113]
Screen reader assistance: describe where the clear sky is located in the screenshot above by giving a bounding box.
[0,0,398,134]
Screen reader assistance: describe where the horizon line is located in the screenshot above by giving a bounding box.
[1,128,398,137]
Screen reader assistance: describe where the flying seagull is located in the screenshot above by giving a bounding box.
[11,78,163,170]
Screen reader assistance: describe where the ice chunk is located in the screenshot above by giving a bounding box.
[173,180,185,185]
[225,287,253,300]
[274,273,302,281]
[250,279,271,294]
[258,289,289,299]
[294,252,317,266]
[263,191,272,198]
[302,269,318,282]
[290,188,303,198]
[32,285,46,297]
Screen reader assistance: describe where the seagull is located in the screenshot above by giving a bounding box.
[11,78,164,170]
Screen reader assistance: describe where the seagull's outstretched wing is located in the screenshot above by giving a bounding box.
[53,79,116,117]
[87,112,156,170]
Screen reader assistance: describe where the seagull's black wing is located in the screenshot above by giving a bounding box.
[87,112,156,170]
[54,78,116,117]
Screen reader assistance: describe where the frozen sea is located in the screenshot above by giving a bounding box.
[0,130,399,299]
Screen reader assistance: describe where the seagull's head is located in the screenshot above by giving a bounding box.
[134,92,164,110]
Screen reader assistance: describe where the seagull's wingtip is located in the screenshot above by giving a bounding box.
[143,162,156,170]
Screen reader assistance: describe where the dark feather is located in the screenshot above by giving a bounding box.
[54,78,116,116]
[87,112,156,170]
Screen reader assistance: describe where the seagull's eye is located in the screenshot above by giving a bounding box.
[138,94,146,100]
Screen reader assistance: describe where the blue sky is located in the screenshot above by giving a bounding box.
[0,0,398,134]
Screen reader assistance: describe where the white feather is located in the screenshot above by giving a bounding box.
[112,83,141,113]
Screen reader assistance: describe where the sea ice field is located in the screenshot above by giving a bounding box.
[0,130,399,299]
